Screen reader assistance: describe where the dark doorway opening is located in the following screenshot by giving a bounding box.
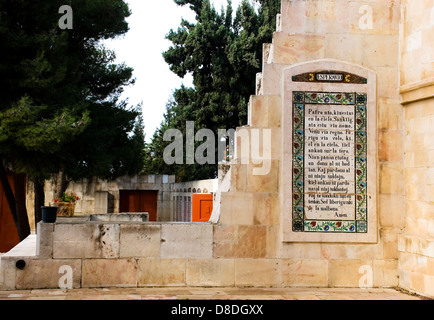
[119,190,158,222]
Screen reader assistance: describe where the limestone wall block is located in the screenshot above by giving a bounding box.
[186,259,235,287]
[82,259,137,288]
[213,225,267,259]
[400,51,422,86]
[379,194,405,228]
[399,235,434,258]
[247,160,279,193]
[405,115,434,136]
[328,259,373,287]
[272,32,325,66]
[405,216,429,237]
[281,259,328,287]
[425,275,434,298]
[373,260,399,287]
[380,228,400,260]
[53,223,120,259]
[119,224,161,258]
[321,242,382,260]
[401,0,434,86]
[377,67,400,99]
[0,258,17,290]
[249,96,269,128]
[325,34,364,65]
[378,98,402,131]
[268,95,282,127]
[280,0,352,35]
[94,191,109,214]
[248,95,282,129]
[15,259,82,290]
[280,243,323,259]
[429,218,434,238]
[399,251,432,276]
[137,258,186,287]
[261,63,285,96]
[379,130,403,163]
[234,259,281,287]
[349,1,400,36]
[265,226,281,259]
[399,264,434,299]
[379,163,404,195]
[79,200,94,215]
[218,192,254,225]
[230,163,248,192]
[160,224,213,259]
[235,126,281,165]
[213,224,238,247]
[405,150,434,168]
[36,222,54,259]
[280,0,307,34]
[252,193,280,226]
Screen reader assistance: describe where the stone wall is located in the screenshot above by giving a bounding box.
[398,0,434,298]
[1,222,215,289]
[213,0,404,289]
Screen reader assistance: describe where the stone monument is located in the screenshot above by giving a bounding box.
[1,0,433,299]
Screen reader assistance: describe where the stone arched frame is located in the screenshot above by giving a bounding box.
[281,59,378,243]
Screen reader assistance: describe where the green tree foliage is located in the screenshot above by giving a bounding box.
[62,102,145,182]
[0,0,145,234]
[144,0,280,181]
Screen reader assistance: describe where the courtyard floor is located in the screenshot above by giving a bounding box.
[0,286,425,300]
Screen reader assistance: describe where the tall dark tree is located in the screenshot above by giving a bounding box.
[144,0,281,181]
[0,0,144,235]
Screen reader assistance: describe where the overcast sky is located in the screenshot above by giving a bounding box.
[105,0,243,142]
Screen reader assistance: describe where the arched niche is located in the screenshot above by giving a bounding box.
[281,59,378,244]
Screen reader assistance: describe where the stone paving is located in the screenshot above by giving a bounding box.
[0,287,425,300]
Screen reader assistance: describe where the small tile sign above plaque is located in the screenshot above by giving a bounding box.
[292,71,368,84]
[316,73,343,81]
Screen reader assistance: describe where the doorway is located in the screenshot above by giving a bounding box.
[192,194,213,222]
[119,190,158,222]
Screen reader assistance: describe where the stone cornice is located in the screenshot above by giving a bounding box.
[400,77,434,105]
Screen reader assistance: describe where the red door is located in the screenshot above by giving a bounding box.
[0,174,20,252]
[119,191,158,221]
[192,194,213,222]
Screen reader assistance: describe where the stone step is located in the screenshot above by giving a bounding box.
[2,235,37,258]
[0,235,37,290]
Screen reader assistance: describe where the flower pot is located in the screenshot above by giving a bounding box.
[57,202,76,217]
[41,206,58,223]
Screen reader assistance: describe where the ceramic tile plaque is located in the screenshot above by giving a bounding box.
[282,60,377,243]
[292,92,367,233]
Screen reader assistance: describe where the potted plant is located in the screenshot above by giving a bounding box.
[41,206,58,223]
[55,192,80,217]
